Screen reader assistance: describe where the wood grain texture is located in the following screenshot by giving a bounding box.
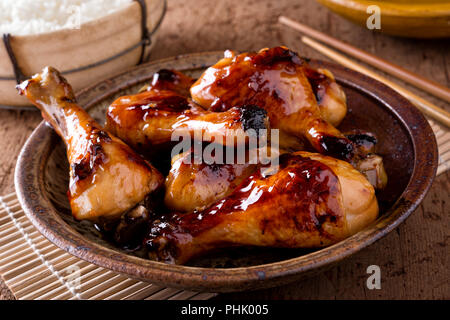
[0,275,15,300]
[0,0,448,299]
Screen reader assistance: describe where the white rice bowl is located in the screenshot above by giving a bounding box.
[0,0,132,36]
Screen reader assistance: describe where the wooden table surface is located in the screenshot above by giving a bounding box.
[0,0,449,300]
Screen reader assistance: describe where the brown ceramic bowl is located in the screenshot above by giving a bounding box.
[15,52,438,293]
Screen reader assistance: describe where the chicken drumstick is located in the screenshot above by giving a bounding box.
[18,67,163,221]
[146,151,378,264]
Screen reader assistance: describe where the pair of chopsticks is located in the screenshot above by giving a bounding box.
[279,16,450,128]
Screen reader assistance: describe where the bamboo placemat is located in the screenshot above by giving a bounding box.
[430,120,450,176]
[0,193,217,300]
[0,120,448,300]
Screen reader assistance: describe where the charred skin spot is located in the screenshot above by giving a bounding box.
[93,192,166,252]
[346,132,377,145]
[144,214,188,263]
[315,210,334,230]
[114,205,150,248]
[304,67,329,104]
[126,91,191,112]
[320,135,354,162]
[90,187,164,251]
[345,131,378,154]
[240,105,268,132]
[71,126,153,187]
[71,144,104,181]
[60,96,76,104]
[96,130,112,143]
[154,69,178,82]
[71,160,92,181]
[114,189,165,249]
[71,128,110,182]
[252,47,305,67]
[148,69,196,97]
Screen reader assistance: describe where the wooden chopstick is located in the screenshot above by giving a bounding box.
[300,36,450,128]
[279,16,450,104]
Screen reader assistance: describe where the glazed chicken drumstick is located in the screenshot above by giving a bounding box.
[145,151,378,264]
[106,90,270,153]
[191,47,374,161]
[191,47,387,188]
[190,47,355,159]
[107,65,344,153]
[17,67,163,221]
[107,67,269,152]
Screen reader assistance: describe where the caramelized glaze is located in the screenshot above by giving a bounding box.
[145,151,378,264]
[164,150,258,212]
[190,47,356,161]
[18,67,163,221]
[140,69,196,97]
[17,53,384,265]
[106,88,270,153]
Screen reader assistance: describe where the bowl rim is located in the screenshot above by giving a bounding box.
[14,52,439,292]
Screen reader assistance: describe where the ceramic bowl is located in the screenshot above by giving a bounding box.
[0,0,166,108]
[15,52,438,292]
[317,0,450,38]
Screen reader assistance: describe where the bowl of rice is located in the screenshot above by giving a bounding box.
[0,0,166,108]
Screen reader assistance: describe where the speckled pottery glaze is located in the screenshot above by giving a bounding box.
[15,52,438,292]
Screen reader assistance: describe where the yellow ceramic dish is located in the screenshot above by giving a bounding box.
[317,0,450,38]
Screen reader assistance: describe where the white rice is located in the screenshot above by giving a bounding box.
[0,0,132,36]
